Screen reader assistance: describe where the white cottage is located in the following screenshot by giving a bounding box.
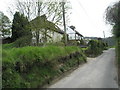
[66,26,83,41]
[30,15,64,44]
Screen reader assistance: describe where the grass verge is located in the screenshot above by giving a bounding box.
[2,44,86,88]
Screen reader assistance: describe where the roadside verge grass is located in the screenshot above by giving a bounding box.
[2,45,86,88]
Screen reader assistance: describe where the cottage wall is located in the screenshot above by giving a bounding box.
[32,30,63,44]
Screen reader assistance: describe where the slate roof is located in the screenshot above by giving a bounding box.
[30,15,64,34]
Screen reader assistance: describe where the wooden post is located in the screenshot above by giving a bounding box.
[62,1,67,46]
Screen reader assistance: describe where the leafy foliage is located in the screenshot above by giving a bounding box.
[0,11,11,37]
[11,12,32,46]
[85,40,106,57]
[105,1,120,25]
[14,36,32,47]
[105,1,120,85]
[13,0,71,25]
[105,1,120,38]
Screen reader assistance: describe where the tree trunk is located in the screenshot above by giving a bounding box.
[36,30,39,46]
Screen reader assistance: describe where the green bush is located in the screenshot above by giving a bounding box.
[2,43,15,49]
[14,35,32,47]
[44,42,65,46]
[85,40,106,57]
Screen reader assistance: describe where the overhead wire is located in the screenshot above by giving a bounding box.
[72,0,101,37]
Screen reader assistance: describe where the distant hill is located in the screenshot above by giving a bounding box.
[84,36,115,47]
[84,37,99,40]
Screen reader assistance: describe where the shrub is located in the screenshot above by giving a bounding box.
[43,42,65,46]
[85,40,106,57]
[14,35,32,47]
[2,43,15,49]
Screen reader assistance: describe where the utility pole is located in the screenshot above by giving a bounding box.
[38,0,40,16]
[103,31,106,43]
[62,1,67,46]
[103,31,106,39]
[36,0,41,46]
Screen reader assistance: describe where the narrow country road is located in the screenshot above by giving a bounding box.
[49,48,118,88]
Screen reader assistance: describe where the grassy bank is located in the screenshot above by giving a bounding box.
[2,45,86,88]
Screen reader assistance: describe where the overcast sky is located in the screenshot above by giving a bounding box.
[69,0,119,38]
[0,0,119,38]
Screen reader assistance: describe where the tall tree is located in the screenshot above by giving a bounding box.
[13,0,71,25]
[105,1,120,38]
[30,14,62,45]
[11,12,32,42]
[11,0,71,45]
[0,11,11,38]
[105,1,120,85]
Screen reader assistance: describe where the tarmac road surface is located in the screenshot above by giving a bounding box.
[49,48,118,88]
